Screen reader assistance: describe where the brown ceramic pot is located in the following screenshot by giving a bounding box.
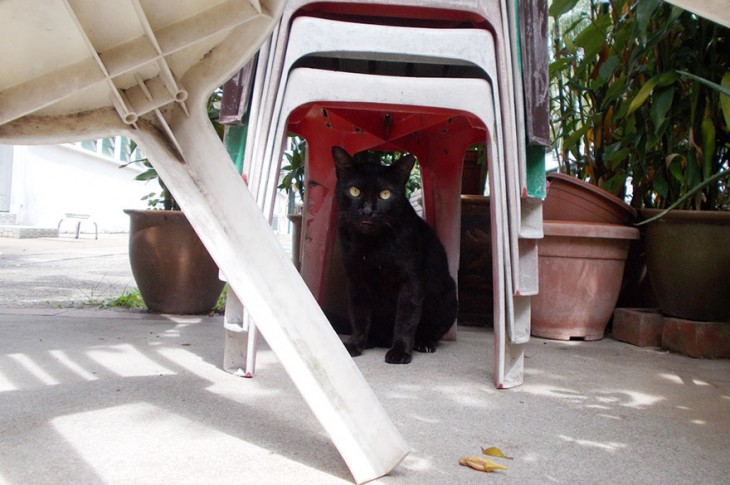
[124,209,224,314]
[643,209,730,322]
[544,173,636,224]
[531,221,639,340]
[461,150,486,195]
[458,195,493,326]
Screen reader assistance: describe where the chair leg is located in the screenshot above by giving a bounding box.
[298,142,338,303]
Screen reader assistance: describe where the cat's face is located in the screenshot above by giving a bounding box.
[332,147,415,235]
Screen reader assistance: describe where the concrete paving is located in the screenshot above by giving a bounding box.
[1,236,729,484]
[0,234,137,308]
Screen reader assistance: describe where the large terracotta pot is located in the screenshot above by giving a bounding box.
[643,209,730,322]
[544,172,636,224]
[531,221,639,340]
[461,150,487,195]
[124,209,224,314]
[458,195,492,326]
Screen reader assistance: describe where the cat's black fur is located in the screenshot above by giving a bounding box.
[332,146,457,364]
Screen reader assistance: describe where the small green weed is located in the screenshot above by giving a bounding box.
[213,284,229,313]
[103,289,146,309]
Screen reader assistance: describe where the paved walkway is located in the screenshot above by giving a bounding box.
[0,234,136,308]
[1,235,729,484]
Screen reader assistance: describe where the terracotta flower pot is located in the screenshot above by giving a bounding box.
[544,172,636,224]
[531,221,639,340]
[643,209,730,322]
[124,209,224,314]
[458,195,493,326]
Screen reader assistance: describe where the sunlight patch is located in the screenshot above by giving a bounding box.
[558,434,627,452]
[617,390,664,408]
[0,367,17,392]
[8,353,58,386]
[49,349,98,381]
[520,383,587,403]
[51,403,349,483]
[86,344,175,377]
[659,373,684,384]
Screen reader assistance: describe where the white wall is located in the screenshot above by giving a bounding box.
[8,143,151,233]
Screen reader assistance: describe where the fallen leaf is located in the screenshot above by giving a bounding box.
[458,456,508,472]
[482,446,513,460]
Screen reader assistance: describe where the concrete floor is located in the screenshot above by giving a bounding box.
[1,235,729,484]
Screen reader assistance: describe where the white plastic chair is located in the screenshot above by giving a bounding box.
[244,11,539,298]
[236,66,524,388]
[223,0,541,391]
[225,15,534,377]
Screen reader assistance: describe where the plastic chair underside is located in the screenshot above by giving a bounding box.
[245,10,537,297]
[277,68,523,388]
[225,0,530,389]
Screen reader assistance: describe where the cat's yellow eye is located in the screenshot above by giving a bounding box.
[379,189,391,200]
[349,186,361,197]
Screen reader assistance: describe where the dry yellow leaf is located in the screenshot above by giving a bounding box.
[458,456,508,473]
[481,446,513,460]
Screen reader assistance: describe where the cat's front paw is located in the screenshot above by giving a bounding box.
[385,347,412,364]
[414,342,437,353]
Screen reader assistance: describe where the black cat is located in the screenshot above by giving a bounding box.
[332,146,457,364]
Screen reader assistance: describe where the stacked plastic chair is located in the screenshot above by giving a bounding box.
[222,0,548,389]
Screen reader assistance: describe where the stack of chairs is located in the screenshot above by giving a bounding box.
[222,0,548,389]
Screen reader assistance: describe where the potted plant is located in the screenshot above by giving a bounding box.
[121,91,226,314]
[621,4,730,323]
[530,0,648,340]
[549,0,730,328]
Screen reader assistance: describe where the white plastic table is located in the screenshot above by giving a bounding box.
[0,1,408,483]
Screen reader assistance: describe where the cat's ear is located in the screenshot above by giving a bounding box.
[392,154,416,185]
[332,146,355,179]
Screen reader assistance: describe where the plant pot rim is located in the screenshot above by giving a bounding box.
[547,172,636,217]
[543,220,640,239]
[640,208,730,224]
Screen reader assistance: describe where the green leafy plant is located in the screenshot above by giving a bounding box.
[103,288,146,309]
[550,0,730,210]
[278,135,307,198]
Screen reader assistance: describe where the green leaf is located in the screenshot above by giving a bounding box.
[636,0,662,36]
[627,72,678,116]
[548,0,580,19]
[549,58,572,78]
[653,173,669,199]
[701,116,716,179]
[602,173,628,196]
[721,72,730,132]
[574,14,611,60]
[604,75,627,103]
[564,123,591,151]
[677,70,730,97]
[605,147,630,170]
[650,88,674,135]
[134,168,158,181]
[667,154,684,183]
[598,55,620,82]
